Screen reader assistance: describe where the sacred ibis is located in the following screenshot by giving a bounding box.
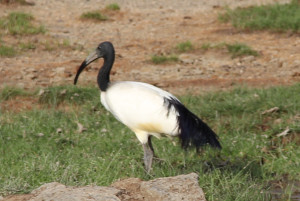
[74,41,221,172]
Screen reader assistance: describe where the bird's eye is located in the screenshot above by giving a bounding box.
[98,46,102,50]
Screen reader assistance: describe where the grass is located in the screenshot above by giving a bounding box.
[176,41,194,52]
[0,83,299,200]
[106,3,120,11]
[219,0,300,32]
[225,42,259,58]
[80,11,108,21]
[0,12,45,35]
[0,86,31,100]
[201,42,259,58]
[0,0,30,4]
[19,42,36,50]
[201,43,212,51]
[151,55,179,64]
[0,44,17,57]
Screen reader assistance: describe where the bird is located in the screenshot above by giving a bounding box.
[74,41,221,173]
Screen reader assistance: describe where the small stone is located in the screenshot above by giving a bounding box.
[38,89,45,96]
[60,89,67,95]
[37,133,44,137]
[178,54,198,64]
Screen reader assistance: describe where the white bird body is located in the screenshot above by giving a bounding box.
[100,81,179,144]
[74,41,221,173]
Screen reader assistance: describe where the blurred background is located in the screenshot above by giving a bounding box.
[0,0,299,93]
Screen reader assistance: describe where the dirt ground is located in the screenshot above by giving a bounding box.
[0,0,299,95]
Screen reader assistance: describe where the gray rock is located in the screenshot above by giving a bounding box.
[112,173,206,201]
[179,54,199,64]
[140,173,206,201]
[29,182,122,201]
[2,173,206,201]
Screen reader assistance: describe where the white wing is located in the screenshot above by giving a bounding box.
[100,81,180,143]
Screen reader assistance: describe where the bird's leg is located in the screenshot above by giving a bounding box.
[142,136,154,173]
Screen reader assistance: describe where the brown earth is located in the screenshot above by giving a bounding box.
[0,0,299,96]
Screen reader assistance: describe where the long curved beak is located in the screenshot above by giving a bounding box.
[74,50,100,85]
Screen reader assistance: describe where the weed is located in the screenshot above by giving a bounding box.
[200,41,258,58]
[0,0,30,5]
[200,42,212,51]
[176,41,193,52]
[41,39,73,51]
[61,39,70,47]
[80,11,108,21]
[226,42,259,58]
[219,1,300,32]
[0,12,45,35]
[106,3,120,11]
[0,86,29,100]
[0,44,17,57]
[19,42,36,50]
[151,55,179,64]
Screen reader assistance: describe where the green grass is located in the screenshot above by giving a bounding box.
[0,0,29,4]
[106,3,120,11]
[226,42,259,58]
[176,41,194,52]
[200,42,259,58]
[151,54,179,64]
[19,42,36,50]
[0,12,46,35]
[0,84,299,200]
[219,0,300,32]
[201,42,212,51]
[0,44,17,57]
[80,11,108,21]
[0,86,30,100]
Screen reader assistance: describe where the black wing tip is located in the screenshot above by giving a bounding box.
[164,97,222,151]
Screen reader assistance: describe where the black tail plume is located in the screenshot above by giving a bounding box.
[165,98,221,150]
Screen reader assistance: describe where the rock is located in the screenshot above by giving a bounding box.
[140,173,206,201]
[29,182,121,201]
[2,173,206,201]
[241,55,255,63]
[112,173,206,201]
[178,54,198,64]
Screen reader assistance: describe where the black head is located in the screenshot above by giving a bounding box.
[74,41,114,85]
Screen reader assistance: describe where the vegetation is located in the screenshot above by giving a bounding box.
[219,0,300,32]
[80,11,108,21]
[200,42,212,51]
[0,84,299,200]
[151,54,179,64]
[176,41,194,52]
[200,42,259,58]
[0,12,45,35]
[0,86,30,100]
[0,44,17,57]
[106,3,120,11]
[0,0,30,4]
[19,42,36,50]
[225,42,259,58]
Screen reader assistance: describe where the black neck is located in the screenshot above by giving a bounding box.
[97,53,115,91]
